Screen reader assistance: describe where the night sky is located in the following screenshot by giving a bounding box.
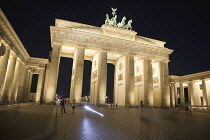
[1,0,210,98]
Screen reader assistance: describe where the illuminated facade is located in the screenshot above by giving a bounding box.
[46,19,173,107]
[0,9,48,104]
[1,9,209,108]
[170,71,210,107]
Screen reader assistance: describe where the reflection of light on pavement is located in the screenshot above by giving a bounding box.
[81,118,96,138]
[84,106,104,117]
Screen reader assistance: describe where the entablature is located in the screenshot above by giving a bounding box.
[0,9,29,63]
[170,71,210,83]
[26,57,48,68]
[50,25,173,61]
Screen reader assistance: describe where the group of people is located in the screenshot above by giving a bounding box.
[60,98,76,114]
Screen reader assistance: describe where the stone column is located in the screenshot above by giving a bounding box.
[16,65,29,102]
[161,60,170,107]
[125,55,134,106]
[2,53,17,103]
[97,51,107,105]
[42,64,50,104]
[170,82,176,108]
[188,81,195,105]
[143,58,153,106]
[180,83,185,106]
[44,44,61,104]
[70,47,85,103]
[10,60,22,102]
[202,79,208,106]
[35,68,45,104]
[24,71,32,102]
[0,46,10,102]
[113,62,117,105]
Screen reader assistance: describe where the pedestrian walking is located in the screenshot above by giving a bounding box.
[60,98,66,113]
[71,99,76,114]
[140,101,144,115]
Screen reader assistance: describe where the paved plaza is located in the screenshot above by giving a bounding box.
[0,103,210,140]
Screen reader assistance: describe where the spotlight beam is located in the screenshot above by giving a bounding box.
[84,106,104,117]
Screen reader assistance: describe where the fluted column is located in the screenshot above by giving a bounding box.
[202,79,208,106]
[188,81,194,105]
[44,44,61,104]
[125,55,134,105]
[97,51,107,105]
[180,83,185,106]
[70,47,85,103]
[161,60,170,107]
[42,64,49,104]
[16,65,29,102]
[10,60,22,102]
[24,71,32,102]
[170,82,176,108]
[143,58,153,106]
[0,46,10,102]
[2,53,17,103]
[35,68,45,104]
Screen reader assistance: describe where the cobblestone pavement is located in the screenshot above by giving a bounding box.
[0,103,54,140]
[1,103,210,140]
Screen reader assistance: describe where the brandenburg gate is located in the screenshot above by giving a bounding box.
[44,16,173,107]
[0,9,174,107]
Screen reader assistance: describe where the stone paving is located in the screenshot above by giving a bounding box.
[0,103,210,140]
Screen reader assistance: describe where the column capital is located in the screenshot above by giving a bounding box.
[161,59,170,63]
[38,67,45,70]
[99,50,108,53]
[9,52,17,57]
[188,80,194,83]
[51,43,62,48]
[142,56,152,60]
[17,57,22,61]
[201,79,206,81]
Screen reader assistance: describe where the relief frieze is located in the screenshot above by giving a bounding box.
[153,77,159,83]
[52,27,171,59]
[118,73,123,81]
[135,75,142,82]
[92,70,97,79]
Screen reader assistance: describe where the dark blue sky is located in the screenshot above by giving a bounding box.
[1,0,210,96]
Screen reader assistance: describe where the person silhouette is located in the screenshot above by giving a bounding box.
[140,101,144,115]
[60,98,66,113]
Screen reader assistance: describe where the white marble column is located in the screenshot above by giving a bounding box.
[125,55,135,106]
[0,46,10,102]
[10,60,22,102]
[16,65,29,102]
[143,58,153,106]
[97,51,107,105]
[161,60,170,107]
[170,82,176,108]
[180,83,185,106]
[202,79,208,106]
[2,53,17,103]
[35,68,45,104]
[188,81,195,105]
[44,44,61,104]
[70,47,85,103]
